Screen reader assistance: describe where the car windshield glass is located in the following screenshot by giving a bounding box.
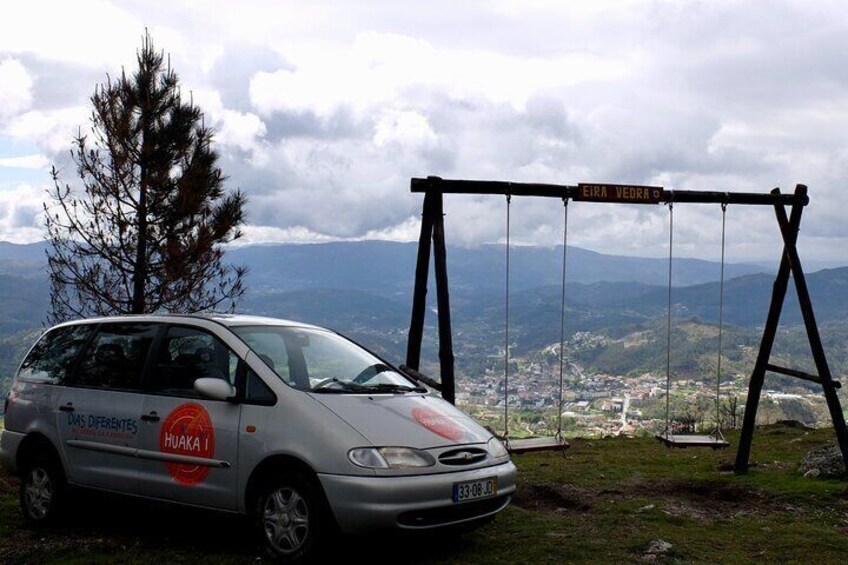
[231,326,422,394]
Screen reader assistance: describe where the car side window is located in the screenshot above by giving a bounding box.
[244,366,276,406]
[71,323,158,391]
[17,325,94,384]
[241,331,292,384]
[149,326,238,397]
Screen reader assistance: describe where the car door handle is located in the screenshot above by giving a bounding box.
[141,412,160,422]
[59,403,74,413]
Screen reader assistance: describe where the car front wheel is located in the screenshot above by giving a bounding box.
[255,472,323,562]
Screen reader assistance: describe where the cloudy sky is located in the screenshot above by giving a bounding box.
[1,0,846,266]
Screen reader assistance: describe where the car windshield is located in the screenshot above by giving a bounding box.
[231,326,423,394]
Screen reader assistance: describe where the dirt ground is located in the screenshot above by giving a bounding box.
[512,477,779,521]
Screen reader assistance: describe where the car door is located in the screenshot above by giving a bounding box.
[56,322,159,493]
[135,324,241,510]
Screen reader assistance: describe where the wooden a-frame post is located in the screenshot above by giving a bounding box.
[405,190,456,404]
[735,184,848,474]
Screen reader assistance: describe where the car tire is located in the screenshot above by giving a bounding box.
[19,450,66,527]
[254,471,324,563]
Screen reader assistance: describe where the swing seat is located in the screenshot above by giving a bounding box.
[508,436,570,454]
[655,431,730,450]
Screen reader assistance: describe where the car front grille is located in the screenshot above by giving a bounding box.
[438,447,488,466]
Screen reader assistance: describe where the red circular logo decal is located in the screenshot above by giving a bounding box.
[159,403,215,486]
[412,407,464,441]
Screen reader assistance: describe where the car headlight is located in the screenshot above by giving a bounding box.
[349,447,436,469]
[487,437,509,458]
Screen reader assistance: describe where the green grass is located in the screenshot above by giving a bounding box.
[1,424,847,563]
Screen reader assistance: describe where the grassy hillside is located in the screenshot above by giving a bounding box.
[1,423,846,563]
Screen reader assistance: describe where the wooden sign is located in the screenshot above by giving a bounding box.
[576,183,664,204]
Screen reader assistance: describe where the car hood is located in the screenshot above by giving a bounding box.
[308,393,492,448]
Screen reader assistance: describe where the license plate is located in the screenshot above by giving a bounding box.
[453,477,497,503]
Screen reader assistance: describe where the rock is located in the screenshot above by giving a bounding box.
[776,420,810,429]
[645,539,674,554]
[645,539,673,555]
[798,444,846,479]
[636,504,655,513]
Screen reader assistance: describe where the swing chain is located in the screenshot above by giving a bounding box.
[503,193,511,441]
[713,200,728,440]
[663,198,674,437]
[556,197,569,442]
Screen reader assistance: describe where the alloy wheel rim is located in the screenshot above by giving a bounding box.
[263,487,309,554]
[24,467,53,519]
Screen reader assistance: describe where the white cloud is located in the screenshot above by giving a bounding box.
[216,109,267,154]
[0,155,49,169]
[192,88,268,154]
[240,224,335,245]
[359,216,420,242]
[239,216,421,245]
[5,106,90,154]
[373,110,437,150]
[0,183,44,243]
[0,58,33,121]
[495,0,652,17]
[250,30,631,118]
[0,0,143,68]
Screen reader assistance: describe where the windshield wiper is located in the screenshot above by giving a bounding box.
[311,378,426,394]
[311,378,372,394]
[357,383,427,394]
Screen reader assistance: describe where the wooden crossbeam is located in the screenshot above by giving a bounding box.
[411,176,807,206]
[766,363,842,389]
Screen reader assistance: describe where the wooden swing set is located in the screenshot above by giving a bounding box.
[404,176,848,474]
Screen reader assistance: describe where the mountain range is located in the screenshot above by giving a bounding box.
[1,239,768,292]
[1,240,846,327]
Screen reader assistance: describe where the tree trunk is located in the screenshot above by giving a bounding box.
[132,109,151,314]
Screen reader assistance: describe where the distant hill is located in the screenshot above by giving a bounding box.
[1,240,768,294]
[0,240,844,377]
[0,241,48,278]
[242,287,408,331]
[445,267,848,360]
[0,274,48,333]
[227,241,769,295]
[0,240,844,336]
[0,241,48,262]
[608,266,848,328]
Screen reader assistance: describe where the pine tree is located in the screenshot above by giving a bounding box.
[45,32,247,323]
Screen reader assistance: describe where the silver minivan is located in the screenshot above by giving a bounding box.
[0,314,516,562]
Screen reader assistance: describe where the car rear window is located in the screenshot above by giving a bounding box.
[70,323,158,391]
[18,325,94,384]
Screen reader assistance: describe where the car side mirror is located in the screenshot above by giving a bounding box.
[194,378,237,402]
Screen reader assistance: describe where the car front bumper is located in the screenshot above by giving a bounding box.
[318,460,517,533]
